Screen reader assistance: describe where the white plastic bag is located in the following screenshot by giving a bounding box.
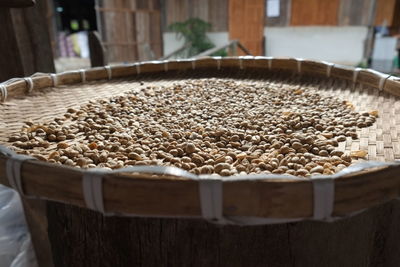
[0,185,37,267]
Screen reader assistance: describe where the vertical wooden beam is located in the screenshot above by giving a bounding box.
[88,31,106,67]
[0,2,55,82]
[0,8,25,81]
[10,1,55,76]
[290,0,340,26]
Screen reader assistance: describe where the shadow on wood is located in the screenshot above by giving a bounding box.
[88,31,106,67]
[46,199,400,267]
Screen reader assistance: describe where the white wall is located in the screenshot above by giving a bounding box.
[163,27,368,66]
[264,26,369,66]
[163,32,229,58]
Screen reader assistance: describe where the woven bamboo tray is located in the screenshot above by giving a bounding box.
[1,57,400,223]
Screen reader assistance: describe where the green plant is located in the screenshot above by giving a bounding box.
[169,18,223,57]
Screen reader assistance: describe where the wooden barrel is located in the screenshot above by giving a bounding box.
[1,57,400,267]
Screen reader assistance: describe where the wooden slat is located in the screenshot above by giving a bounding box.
[166,0,189,26]
[136,10,151,60]
[88,31,106,67]
[150,11,163,58]
[229,0,265,56]
[0,1,54,82]
[189,0,209,22]
[98,0,162,62]
[0,8,24,82]
[374,0,400,27]
[338,0,374,26]
[208,0,228,31]
[0,0,35,8]
[291,0,340,26]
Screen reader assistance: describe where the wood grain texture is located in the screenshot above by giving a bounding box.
[163,0,228,32]
[229,0,265,55]
[0,0,35,8]
[88,31,106,67]
[98,0,162,62]
[291,0,340,26]
[338,0,374,26]
[208,0,228,31]
[46,199,400,267]
[21,198,54,267]
[9,1,55,75]
[0,8,24,82]
[374,0,399,26]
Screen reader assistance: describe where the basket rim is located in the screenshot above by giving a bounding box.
[1,56,400,224]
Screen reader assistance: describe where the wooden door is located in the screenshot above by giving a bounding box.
[291,0,340,25]
[229,0,265,56]
[96,0,162,63]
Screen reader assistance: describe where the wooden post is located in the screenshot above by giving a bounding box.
[0,0,55,82]
[0,3,55,266]
[88,31,106,67]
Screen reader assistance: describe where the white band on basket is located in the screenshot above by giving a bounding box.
[215,56,222,70]
[163,61,168,72]
[135,63,141,74]
[105,66,112,79]
[325,62,334,78]
[311,176,335,220]
[296,58,304,74]
[24,77,34,93]
[378,74,390,91]
[191,60,196,70]
[239,57,244,69]
[0,146,35,196]
[199,177,227,223]
[79,69,86,83]
[50,73,58,87]
[267,57,273,70]
[82,169,110,213]
[0,84,7,102]
[353,68,361,84]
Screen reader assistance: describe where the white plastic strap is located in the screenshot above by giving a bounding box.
[50,73,58,87]
[163,61,168,72]
[79,69,86,83]
[266,57,273,69]
[214,56,222,70]
[199,178,222,222]
[0,146,34,196]
[239,57,244,69]
[326,63,335,78]
[191,59,196,70]
[353,68,361,84]
[0,84,7,102]
[365,69,391,91]
[296,58,304,73]
[135,63,141,74]
[24,77,34,93]
[311,176,334,220]
[82,165,197,214]
[105,65,112,79]
[82,169,110,213]
[378,75,389,91]
[6,154,35,196]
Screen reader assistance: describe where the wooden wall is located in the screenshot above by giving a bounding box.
[163,0,228,32]
[265,0,400,28]
[375,0,400,27]
[162,0,399,31]
[291,0,340,26]
[97,0,162,63]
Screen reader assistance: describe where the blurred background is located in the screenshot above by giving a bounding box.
[1,0,399,81]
